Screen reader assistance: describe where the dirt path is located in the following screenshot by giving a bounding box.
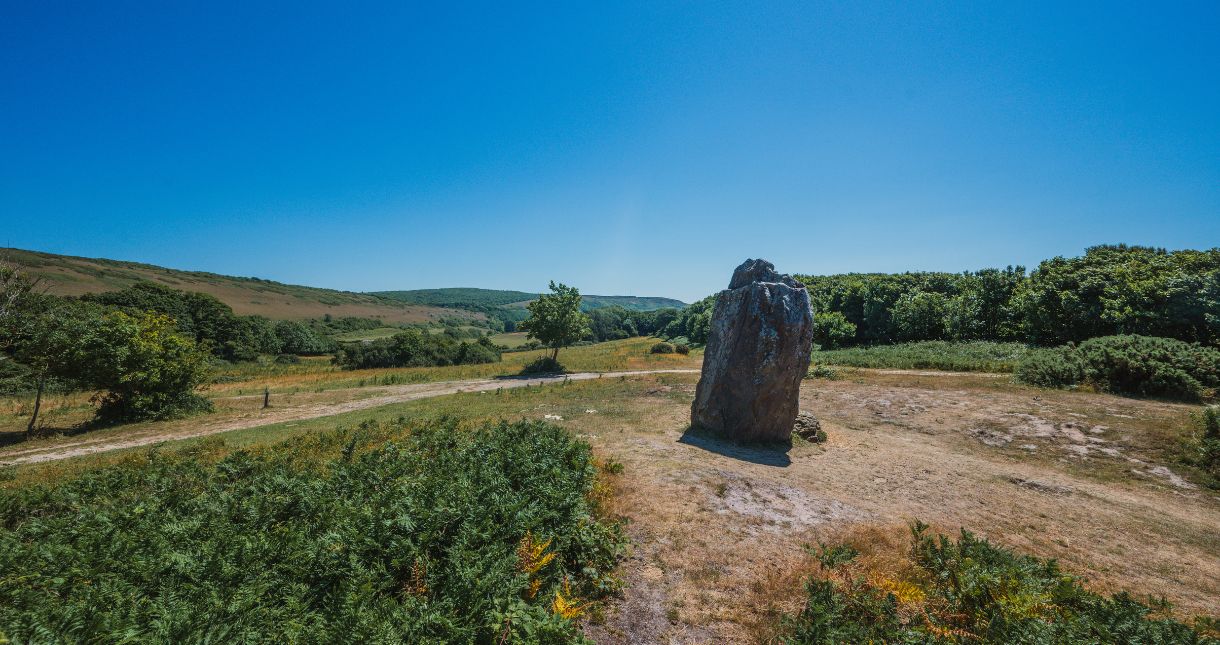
[0,370,699,467]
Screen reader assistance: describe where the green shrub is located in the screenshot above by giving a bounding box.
[812,311,857,349]
[1014,345,1086,388]
[674,343,691,355]
[81,311,214,423]
[333,331,502,370]
[1182,405,1220,488]
[521,356,564,374]
[0,419,623,643]
[1016,335,1220,400]
[781,523,1217,644]
[807,364,840,380]
[650,342,676,354]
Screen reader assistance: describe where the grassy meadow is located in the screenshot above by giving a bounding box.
[0,337,701,445]
[812,340,1030,373]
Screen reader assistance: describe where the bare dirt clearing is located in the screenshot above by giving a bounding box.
[576,373,1219,643]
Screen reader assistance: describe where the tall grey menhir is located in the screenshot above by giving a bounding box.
[690,259,815,442]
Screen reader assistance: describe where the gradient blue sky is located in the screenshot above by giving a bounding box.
[3,2,1218,301]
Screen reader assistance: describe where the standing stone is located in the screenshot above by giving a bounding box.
[690,259,814,442]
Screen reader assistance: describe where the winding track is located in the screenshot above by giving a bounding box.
[0,370,701,467]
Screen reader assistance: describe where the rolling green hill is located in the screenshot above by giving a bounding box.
[2,248,475,324]
[372,288,539,309]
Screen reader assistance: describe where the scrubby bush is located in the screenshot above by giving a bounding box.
[1016,335,1220,400]
[1182,405,1220,488]
[675,343,691,355]
[333,331,501,370]
[1013,345,1086,388]
[0,419,623,642]
[650,342,676,354]
[807,365,840,380]
[780,523,1217,644]
[521,356,564,374]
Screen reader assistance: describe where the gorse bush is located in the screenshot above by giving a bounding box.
[650,341,676,354]
[521,356,564,374]
[0,418,624,643]
[1016,335,1220,400]
[333,330,501,370]
[781,523,1217,644]
[674,343,690,355]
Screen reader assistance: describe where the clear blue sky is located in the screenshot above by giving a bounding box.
[2,2,1218,302]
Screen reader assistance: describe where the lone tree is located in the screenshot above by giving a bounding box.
[519,281,591,362]
[12,303,86,437]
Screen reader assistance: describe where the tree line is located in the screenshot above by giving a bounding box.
[800,245,1219,348]
[659,246,1220,350]
[0,276,347,432]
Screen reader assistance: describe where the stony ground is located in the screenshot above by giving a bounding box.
[575,371,1219,643]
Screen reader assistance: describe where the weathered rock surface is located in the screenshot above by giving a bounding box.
[691,259,815,442]
[793,412,824,442]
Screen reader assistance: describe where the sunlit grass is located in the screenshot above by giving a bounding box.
[208,337,700,396]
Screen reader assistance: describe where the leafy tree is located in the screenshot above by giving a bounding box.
[83,282,283,361]
[0,260,35,338]
[81,311,213,423]
[273,320,333,355]
[519,282,591,361]
[664,295,715,345]
[1014,245,1220,346]
[332,330,501,370]
[9,301,92,436]
[812,311,856,349]
[892,291,950,341]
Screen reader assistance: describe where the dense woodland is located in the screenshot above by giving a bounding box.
[657,245,1220,351]
[800,245,1220,348]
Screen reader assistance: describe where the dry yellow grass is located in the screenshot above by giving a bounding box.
[4,246,467,323]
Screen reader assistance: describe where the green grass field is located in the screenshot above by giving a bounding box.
[489,331,533,348]
[812,341,1030,373]
[330,326,405,341]
[0,338,701,441]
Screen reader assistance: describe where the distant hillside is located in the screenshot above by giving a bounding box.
[373,288,686,312]
[3,248,476,324]
[374,288,539,310]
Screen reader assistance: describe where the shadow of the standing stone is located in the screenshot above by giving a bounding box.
[677,425,792,467]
